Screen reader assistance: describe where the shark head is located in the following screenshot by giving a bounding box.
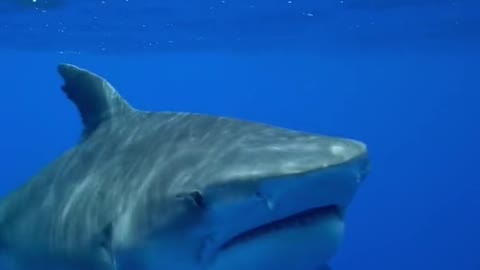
[92,98,369,269]
[0,64,369,270]
[105,138,368,270]
[189,137,368,270]
[133,134,369,270]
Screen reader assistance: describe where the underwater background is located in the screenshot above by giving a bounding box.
[0,0,478,269]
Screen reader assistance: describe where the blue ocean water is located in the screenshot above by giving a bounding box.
[0,0,479,269]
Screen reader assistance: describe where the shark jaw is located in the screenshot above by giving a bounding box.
[217,204,342,252]
[208,206,344,270]
[219,205,343,252]
[194,150,369,270]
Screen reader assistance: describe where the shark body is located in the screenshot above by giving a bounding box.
[0,64,369,270]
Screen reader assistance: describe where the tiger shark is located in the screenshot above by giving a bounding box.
[0,64,369,270]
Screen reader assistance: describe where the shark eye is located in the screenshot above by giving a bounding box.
[176,191,205,209]
[189,191,204,208]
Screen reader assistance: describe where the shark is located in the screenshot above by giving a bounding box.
[0,64,370,270]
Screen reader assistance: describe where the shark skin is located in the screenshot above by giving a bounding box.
[0,64,370,270]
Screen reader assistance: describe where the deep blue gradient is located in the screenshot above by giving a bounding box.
[0,0,478,53]
[0,1,479,269]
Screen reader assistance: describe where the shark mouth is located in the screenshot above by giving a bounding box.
[219,205,341,251]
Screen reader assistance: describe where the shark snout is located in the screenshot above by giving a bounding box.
[322,137,368,170]
[336,138,369,179]
[257,136,370,213]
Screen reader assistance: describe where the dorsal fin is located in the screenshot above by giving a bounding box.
[57,64,134,138]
